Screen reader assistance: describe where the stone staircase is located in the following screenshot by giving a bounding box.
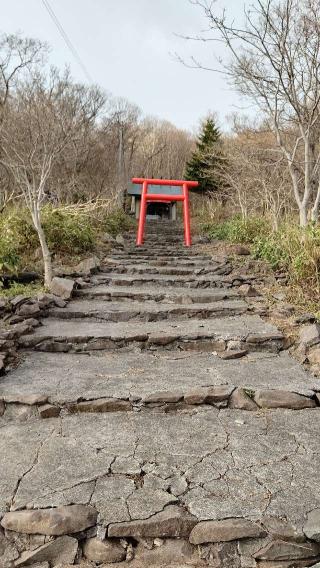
[1,220,320,567]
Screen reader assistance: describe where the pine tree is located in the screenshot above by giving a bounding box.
[185,116,224,194]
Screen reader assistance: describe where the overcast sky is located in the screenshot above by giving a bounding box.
[1,0,253,131]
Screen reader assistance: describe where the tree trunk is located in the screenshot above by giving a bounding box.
[299,205,308,227]
[31,207,52,287]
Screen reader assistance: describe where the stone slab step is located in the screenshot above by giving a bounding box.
[109,253,213,261]
[48,298,249,322]
[104,257,224,267]
[1,351,317,411]
[19,315,284,352]
[75,285,240,304]
[2,407,320,545]
[87,272,257,289]
[100,263,232,277]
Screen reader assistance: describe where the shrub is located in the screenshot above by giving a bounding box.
[41,207,96,254]
[205,216,269,244]
[103,209,135,237]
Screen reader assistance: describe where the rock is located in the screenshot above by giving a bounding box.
[2,505,97,535]
[143,391,183,404]
[308,347,320,365]
[10,295,30,308]
[258,561,320,568]
[0,399,5,416]
[102,232,116,244]
[0,528,20,567]
[52,296,67,308]
[254,389,316,409]
[3,394,48,405]
[82,537,125,563]
[295,313,316,324]
[218,350,247,360]
[254,540,320,560]
[261,516,305,542]
[229,388,258,411]
[75,257,100,275]
[189,518,265,544]
[67,398,131,413]
[17,303,41,317]
[108,506,197,538]
[133,538,198,565]
[304,509,320,541]
[147,333,179,346]
[38,404,61,419]
[238,284,260,297]
[115,235,125,246]
[23,318,41,328]
[50,277,75,300]
[184,385,234,406]
[231,245,250,256]
[299,323,320,347]
[14,536,78,566]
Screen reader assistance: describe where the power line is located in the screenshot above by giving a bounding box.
[42,0,93,83]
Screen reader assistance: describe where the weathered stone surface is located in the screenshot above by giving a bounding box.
[259,562,320,568]
[2,505,97,535]
[75,256,100,275]
[254,389,316,409]
[253,540,320,560]
[189,518,265,544]
[299,323,320,347]
[38,404,60,418]
[261,516,305,542]
[3,394,48,405]
[14,536,78,566]
[133,538,198,565]
[67,398,131,413]
[229,388,258,410]
[0,528,19,567]
[0,399,5,416]
[239,284,260,297]
[115,234,125,246]
[308,347,320,365]
[108,506,197,538]
[184,385,234,405]
[219,349,247,360]
[304,509,320,541]
[17,303,41,317]
[2,350,315,407]
[82,537,125,563]
[143,391,183,404]
[50,277,75,300]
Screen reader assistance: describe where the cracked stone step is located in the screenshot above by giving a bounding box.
[2,408,320,535]
[99,263,232,277]
[48,298,249,322]
[75,285,240,303]
[104,257,220,267]
[18,315,284,353]
[83,272,258,289]
[110,253,213,261]
[0,351,317,415]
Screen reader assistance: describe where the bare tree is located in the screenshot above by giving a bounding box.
[190,0,320,226]
[1,69,105,286]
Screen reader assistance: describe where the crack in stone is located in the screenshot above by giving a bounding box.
[10,426,56,510]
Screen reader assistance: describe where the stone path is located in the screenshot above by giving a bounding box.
[1,221,320,567]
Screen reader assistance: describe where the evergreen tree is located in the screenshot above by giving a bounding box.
[185,116,224,194]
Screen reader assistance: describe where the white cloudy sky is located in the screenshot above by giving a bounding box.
[1,0,254,131]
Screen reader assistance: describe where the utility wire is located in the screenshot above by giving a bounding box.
[42,0,93,83]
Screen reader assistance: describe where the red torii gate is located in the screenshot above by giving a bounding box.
[132,177,198,247]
